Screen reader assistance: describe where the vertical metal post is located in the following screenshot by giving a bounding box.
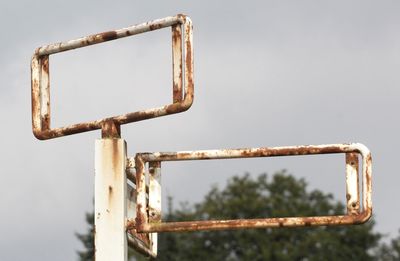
[148,162,161,255]
[346,153,360,215]
[172,24,183,102]
[95,134,127,261]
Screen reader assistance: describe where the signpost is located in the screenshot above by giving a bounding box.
[31,14,372,260]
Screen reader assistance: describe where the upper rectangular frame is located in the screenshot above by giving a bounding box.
[132,143,372,233]
[31,14,193,140]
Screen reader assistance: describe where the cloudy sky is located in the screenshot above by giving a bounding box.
[1,0,399,260]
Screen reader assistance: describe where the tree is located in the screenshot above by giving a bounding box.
[77,171,391,260]
[76,212,94,261]
[156,171,382,261]
[375,230,400,260]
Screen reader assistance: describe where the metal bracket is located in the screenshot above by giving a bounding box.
[31,14,194,140]
[129,143,372,233]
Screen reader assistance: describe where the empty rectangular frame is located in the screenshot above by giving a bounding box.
[130,143,372,233]
[31,14,193,140]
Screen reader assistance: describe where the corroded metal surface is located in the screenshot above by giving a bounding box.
[31,14,194,140]
[127,233,156,259]
[346,153,360,215]
[126,183,155,258]
[134,212,372,233]
[130,143,372,233]
[148,162,162,223]
[95,139,127,260]
[126,156,155,257]
[148,162,161,255]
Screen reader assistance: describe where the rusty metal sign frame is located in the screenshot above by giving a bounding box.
[130,143,372,233]
[30,12,375,261]
[31,14,193,140]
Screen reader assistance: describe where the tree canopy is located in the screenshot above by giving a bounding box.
[77,171,398,260]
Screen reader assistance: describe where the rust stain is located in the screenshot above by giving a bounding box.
[149,168,155,175]
[101,121,121,139]
[173,83,181,102]
[136,203,144,228]
[100,31,118,41]
[127,229,150,246]
[111,139,119,167]
[42,56,49,73]
[149,23,163,31]
[177,13,186,21]
[185,40,193,85]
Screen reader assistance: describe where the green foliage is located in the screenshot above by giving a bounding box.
[77,171,397,260]
[156,171,382,261]
[76,212,94,261]
[375,230,400,261]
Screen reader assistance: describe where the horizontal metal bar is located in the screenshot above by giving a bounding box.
[36,15,185,56]
[130,143,368,163]
[128,212,371,233]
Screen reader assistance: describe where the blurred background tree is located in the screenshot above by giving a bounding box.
[77,171,398,260]
[376,230,400,261]
[76,212,94,261]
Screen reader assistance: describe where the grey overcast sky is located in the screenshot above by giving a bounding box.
[0,0,399,260]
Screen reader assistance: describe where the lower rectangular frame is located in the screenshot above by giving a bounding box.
[131,143,372,233]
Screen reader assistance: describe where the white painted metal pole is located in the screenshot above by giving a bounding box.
[95,139,127,261]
